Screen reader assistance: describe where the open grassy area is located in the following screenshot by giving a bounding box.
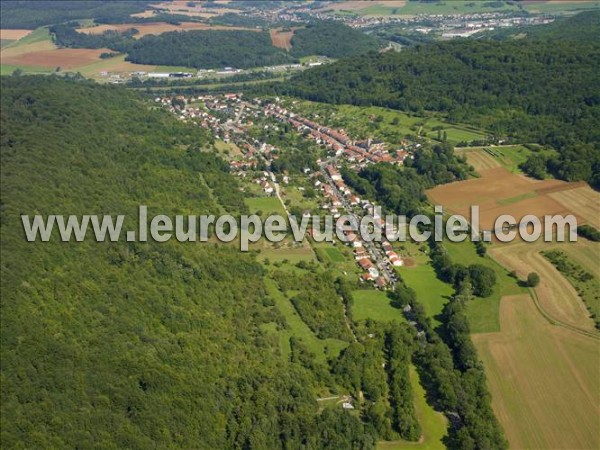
[377,366,447,450]
[264,277,348,363]
[352,289,404,323]
[444,240,526,333]
[245,196,286,217]
[398,263,454,326]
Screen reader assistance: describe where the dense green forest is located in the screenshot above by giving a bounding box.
[280,12,600,188]
[0,1,151,28]
[289,21,382,58]
[126,30,294,69]
[0,76,379,449]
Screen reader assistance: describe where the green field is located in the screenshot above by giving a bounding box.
[427,126,487,145]
[398,263,454,325]
[352,289,404,323]
[324,247,346,262]
[245,196,286,217]
[377,366,447,450]
[0,64,54,75]
[264,277,348,363]
[445,240,526,333]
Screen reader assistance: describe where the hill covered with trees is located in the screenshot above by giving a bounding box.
[0,76,378,449]
[280,12,600,188]
[290,21,382,59]
[125,30,294,69]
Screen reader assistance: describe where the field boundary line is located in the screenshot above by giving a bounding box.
[528,288,599,340]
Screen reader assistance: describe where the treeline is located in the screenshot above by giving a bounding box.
[390,281,508,449]
[332,322,421,441]
[50,23,137,53]
[430,240,497,298]
[1,76,376,449]
[279,12,600,188]
[542,249,600,329]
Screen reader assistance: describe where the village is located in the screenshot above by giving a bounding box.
[156,92,418,290]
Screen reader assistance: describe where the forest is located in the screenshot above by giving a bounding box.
[279,12,600,188]
[0,1,152,28]
[289,21,382,59]
[0,76,379,449]
[125,30,295,69]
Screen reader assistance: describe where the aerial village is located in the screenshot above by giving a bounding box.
[157,93,416,290]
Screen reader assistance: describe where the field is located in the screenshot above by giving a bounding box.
[270,28,296,51]
[149,1,240,18]
[76,22,259,38]
[0,29,32,41]
[2,47,112,70]
[378,366,447,450]
[456,145,554,174]
[396,254,454,325]
[1,27,124,75]
[352,289,404,323]
[245,196,287,217]
[427,166,597,231]
[490,239,598,333]
[472,294,600,449]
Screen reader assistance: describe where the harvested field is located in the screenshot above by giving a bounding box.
[0,29,32,40]
[150,1,239,17]
[550,185,600,227]
[76,22,257,38]
[427,167,597,230]
[490,240,597,332]
[270,28,295,51]
[472,294,599,449]
[2,47,110,69]
[456,148,500,171]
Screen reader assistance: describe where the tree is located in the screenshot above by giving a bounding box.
[527,272,540,287]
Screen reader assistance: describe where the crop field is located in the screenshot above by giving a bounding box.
[427,166,596,231]
[457,145,554,174]
[149,1,241,18]
[270,28,296,51]
[352,289,404,323]
[2,46,112,70]
[472,294,600,450]
[490,239,597,333]
[76,22,258,38]
[0,29,32,41]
